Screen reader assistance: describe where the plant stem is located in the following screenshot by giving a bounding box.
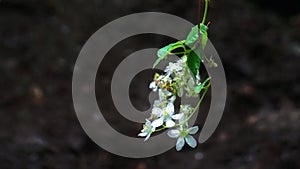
[201,0,209,24]
[197,0,201,44]
[181,81,211,125]
[198,0,201,27]
[155,126,167,132]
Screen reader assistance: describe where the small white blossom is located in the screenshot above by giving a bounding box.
[151,107,163,117]
[149,81,157,91]
[164,62,182,75]
[158,89,173,101]
[167,126,199,151]
[138,119,156,141]
[151,102,176,128]
[180,105,193,115]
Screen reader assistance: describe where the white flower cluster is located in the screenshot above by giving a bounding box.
[139,56,201,151]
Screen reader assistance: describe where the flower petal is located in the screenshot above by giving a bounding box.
[158,89,164,101]
[165,102,174,114]
[185,135,197,148]
[153,100,160,107]
[152,107,162,117]
[178,115,186,124]
[176,137,185,151]
[187,78,195,89]
[144,133,151,141]
[138,132,147,137]
[151,117,164,128]
[163,89,173,97]
[168,96,176,102]
[188,126,199,134]
[149,81,156,89]
[172,113,184,120]
[177,87,183,97]
[165,119,175,128]
[167,129,180,138]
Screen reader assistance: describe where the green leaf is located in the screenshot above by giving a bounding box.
[153,41,186,68]
[185,24,208,48]
[201,28,208,49]
[157,44,171,58]
[195,77,211,94]
[153,44,171,68]
[185,26,199,46]
[187,49,201,78]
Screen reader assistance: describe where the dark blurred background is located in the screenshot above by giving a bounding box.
[0,0,300,168]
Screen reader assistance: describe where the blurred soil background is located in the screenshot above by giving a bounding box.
[0,0,300,169]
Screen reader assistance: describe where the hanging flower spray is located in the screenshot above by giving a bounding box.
[138,0,217,151]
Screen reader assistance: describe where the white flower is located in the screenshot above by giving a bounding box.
[177,105,192,125]
[151,102,176,128]
[158,89,173,102]
[164,62,182,75]
[149,81,157,91]
[167,126,199,151]
[176,58,184,65]
[151,107,163,117]
[180,104,193,115]
[138,119,156,141]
